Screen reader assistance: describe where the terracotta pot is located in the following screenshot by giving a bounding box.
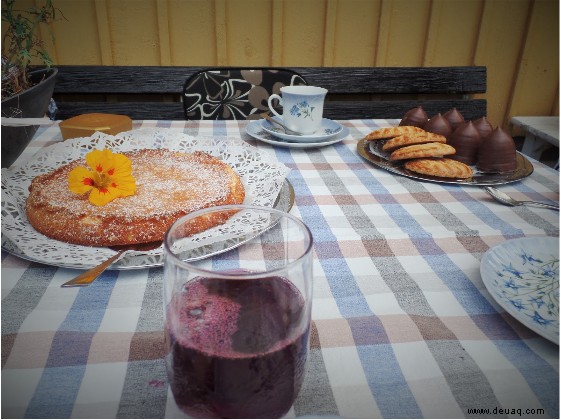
[1,68,58,168]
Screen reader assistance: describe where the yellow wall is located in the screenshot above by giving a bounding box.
[7,0,559,129]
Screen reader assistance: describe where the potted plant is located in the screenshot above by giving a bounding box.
[1,0,60,168]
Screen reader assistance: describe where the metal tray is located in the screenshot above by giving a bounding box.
[357,138,534,186]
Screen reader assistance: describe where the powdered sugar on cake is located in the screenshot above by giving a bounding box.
[25,149,245,246]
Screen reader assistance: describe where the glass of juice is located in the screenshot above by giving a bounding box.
[163,204,313,419]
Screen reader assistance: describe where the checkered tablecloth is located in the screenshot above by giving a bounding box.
[2,120,559,418]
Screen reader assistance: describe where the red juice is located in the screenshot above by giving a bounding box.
[165,275,309,419]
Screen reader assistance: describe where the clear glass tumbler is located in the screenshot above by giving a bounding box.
[163,204,313,419]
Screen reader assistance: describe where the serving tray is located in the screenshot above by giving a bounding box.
[357,138,534,186]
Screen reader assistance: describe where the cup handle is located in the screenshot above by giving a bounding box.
[267,94,283,118]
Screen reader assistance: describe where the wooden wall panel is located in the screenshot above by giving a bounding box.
[106,0,160,65]
[94,0,114,65]
[12,0,559,128]
[508,0,559,118]
[168,0,216,65]
[376,0,431,66]
[222,0,273,66]
[423,0,484,66]
[282,0,326,65]
[330,0,380,66]
[473,0,532,128]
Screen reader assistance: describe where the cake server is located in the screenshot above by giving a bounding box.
[60,241,162,287]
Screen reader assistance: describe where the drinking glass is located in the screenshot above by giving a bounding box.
[163,204,313,419]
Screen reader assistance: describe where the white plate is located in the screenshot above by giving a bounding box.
[1,129,292,270]
[261,117,343,142]
[480,237,559,344]
[1,179,294,270]
[246,120,349,148]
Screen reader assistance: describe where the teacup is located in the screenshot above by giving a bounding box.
[267,86,327,134]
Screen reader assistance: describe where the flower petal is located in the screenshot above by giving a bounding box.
[69,148,137,206]
[88,185,120,206]
[86,149,113,173]
[68,167,95,194]
[110,173,137,197]
[108,153,134,178]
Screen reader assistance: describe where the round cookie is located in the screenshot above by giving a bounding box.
[365,126,425,141]
[404,158,473,179]
[389,142,456,161]
[382,132,446,152]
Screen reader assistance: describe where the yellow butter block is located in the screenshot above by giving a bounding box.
[59,113,132,140]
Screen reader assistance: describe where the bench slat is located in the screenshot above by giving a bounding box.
[50,65,486,120]
[55,99,487,121]
[323,99,487,121]
[295,66,486,94]
[53,66,486,94]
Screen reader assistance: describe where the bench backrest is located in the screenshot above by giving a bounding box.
[52,65,486,121]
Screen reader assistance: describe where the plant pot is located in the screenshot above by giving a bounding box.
[1,68,58,168]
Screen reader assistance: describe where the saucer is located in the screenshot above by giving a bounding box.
[246,120,349,149]
[261,117,343,143]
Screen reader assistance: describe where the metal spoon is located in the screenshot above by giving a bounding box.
[484,186,559,210]
[61,241,162,287]
[260,113,304,135]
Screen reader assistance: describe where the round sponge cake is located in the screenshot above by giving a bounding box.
[25,149,245,246]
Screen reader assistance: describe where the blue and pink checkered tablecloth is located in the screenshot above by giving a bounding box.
[2,119,559,418]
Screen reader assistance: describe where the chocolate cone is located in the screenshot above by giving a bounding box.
[472,116,493,139]
[424,113,453,139]
[477,127,517,172]
[448,121,482,165]
[443,108,465,130]
[399,106,428,128]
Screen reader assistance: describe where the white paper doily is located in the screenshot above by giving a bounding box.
[1,128,290,269]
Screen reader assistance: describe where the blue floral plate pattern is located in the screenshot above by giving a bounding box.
[480,237,559,344]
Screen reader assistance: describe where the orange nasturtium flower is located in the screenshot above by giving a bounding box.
[68,148,136,206]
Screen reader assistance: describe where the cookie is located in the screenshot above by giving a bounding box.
[365,126,425,141]
[382,132,446,152]
[389,142,456,161]
[404,158,473,179]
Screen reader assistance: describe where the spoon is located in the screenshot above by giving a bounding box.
[61,241,162,287]
[484,186,559,210]
[260,113,304,135]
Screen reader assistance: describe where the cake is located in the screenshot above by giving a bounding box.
[25,149,245,246]
[448,121,482,165]
[476,127,517,172]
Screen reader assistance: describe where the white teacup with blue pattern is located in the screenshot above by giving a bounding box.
[267,86,328,134]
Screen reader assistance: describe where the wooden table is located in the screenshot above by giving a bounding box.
[512,116,559,165]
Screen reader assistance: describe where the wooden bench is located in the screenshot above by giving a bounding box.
[50,65,486,121]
